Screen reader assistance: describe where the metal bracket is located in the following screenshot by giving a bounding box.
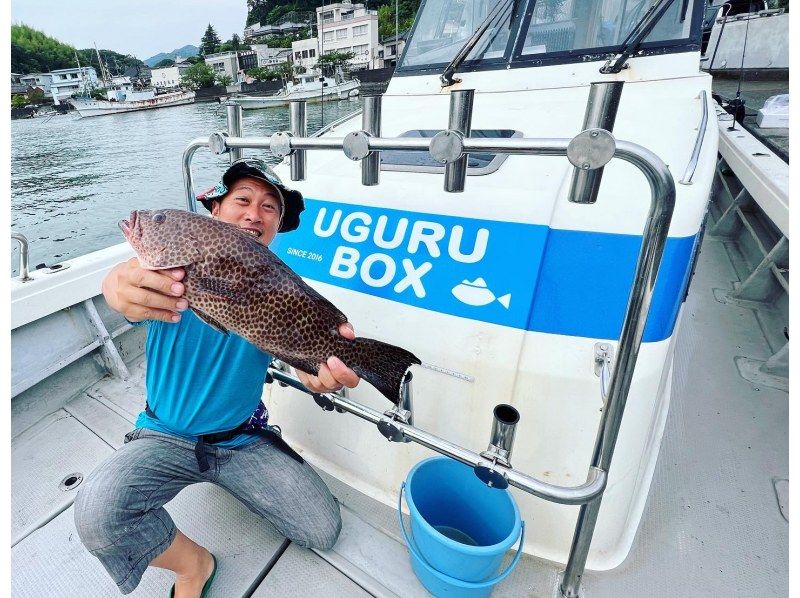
[377,405,413,443]
[208,132,230,155]
[474,457,511,489]
[594,342,614,406]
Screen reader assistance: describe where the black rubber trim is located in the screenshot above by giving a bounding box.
[241,538,292,597]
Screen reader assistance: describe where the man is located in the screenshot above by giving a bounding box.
[74,158,360,597]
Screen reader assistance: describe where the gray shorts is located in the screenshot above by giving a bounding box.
[73,427,341,594]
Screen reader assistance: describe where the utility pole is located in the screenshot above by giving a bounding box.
[396,0,399,65]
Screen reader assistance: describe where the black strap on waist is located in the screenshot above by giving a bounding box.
[145,403,304,472]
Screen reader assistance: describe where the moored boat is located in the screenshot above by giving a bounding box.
[227,74,360,109]
[68,88,195,118]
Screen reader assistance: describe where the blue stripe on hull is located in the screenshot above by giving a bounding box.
[528,229,697,342]
[270,199,698,343]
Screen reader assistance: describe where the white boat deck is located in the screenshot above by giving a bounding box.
[10,225,788,596]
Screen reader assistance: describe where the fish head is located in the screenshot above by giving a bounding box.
[119,209,205,270]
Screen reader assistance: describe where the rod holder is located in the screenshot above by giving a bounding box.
[568,82,623,204]
[290,101,307,181]
[444,89,474,193]
[377,372,414,442]
[361,95,382,186]
[474,404,519,489]
[11,233,32,282]
[225,102,244,163]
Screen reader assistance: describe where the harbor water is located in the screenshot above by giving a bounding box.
[10,99,362,275]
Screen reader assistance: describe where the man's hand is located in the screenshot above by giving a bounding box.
[295,323,361,393]
[102,258,188,323]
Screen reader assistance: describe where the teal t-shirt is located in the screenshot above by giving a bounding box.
[134,310,273,448]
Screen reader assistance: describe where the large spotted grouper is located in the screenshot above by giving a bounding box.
[119,208,420,404]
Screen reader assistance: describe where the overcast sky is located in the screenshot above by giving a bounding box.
[11,0,249,60]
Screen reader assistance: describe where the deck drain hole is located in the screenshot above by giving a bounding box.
[60,473,84,491]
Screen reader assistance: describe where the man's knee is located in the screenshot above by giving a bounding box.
[74,468,142,553]
[298,497,342,551]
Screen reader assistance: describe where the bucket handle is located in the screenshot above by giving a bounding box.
[398,482,526,589]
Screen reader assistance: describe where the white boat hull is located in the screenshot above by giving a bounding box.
[68,91,195,117]
[233,81,360,109]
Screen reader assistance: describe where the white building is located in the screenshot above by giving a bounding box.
[11,73,27,95]
[49,67,98,104]
[379,30,408,68]
[251,44,293,69]
[150,64,190,89]
[290,38,319,72]
[316,1,381,70]
[204,51,240,82]
[21,73,53,94]
[244,20,307,41]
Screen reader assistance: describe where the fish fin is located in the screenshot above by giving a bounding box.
[196,277,247,303]
[497,294,511,309]
[338,338,421,405]
[190,307,229,335]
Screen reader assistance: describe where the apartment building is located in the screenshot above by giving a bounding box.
[204,51,240,82]
[251,44,293,68]
[49,67,98,103]
[316,1,381,70]
[291,38,319,72]
[379,30,408,68]
[20,73,53,94]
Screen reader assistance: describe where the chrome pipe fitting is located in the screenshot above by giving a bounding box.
[444,89,474,192]
[377,372,414,442]
[290,101,307,181]
[568,82,623,204]
[361,95,382,185]
[485,404,519,466]
[474,404,520,489]
[11,232,32,282]
[225,102,244,162]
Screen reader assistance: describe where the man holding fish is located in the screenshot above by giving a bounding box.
[74,159,385,597]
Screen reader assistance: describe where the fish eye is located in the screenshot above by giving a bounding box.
[153,213,166,224]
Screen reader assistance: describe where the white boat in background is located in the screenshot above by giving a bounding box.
[69,88,196,118]
[227,73,360,109]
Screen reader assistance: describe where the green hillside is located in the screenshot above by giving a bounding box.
[11,24,144,75]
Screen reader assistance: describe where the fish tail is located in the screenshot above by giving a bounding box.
[497,294,511,309]
[338,338,421,405]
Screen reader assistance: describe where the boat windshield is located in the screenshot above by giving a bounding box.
[399,0,699,71]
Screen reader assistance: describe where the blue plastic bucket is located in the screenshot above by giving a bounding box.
[398,457,525,597]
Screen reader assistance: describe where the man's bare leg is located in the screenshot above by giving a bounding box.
[150,529,215,598]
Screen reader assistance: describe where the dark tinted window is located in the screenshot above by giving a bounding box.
[381,129,518,169]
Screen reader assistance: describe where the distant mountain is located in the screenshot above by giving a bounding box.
[143,45,199,67]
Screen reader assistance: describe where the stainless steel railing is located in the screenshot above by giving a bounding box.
[181,88,676,598]
[679,90,709,185]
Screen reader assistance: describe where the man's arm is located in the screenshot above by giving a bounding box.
[103,258,188,323]
[295,322,361,393]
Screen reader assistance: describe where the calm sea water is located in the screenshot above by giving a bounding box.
[10,99,362,275]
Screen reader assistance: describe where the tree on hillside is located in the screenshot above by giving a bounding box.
[200,24,222,56]
[154,58,176,68]
[246,0,271,26]
[182,62,216,88]
[315,51,355,76]
[377,2,418,39]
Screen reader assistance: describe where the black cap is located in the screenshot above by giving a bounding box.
[196,158,304,233]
